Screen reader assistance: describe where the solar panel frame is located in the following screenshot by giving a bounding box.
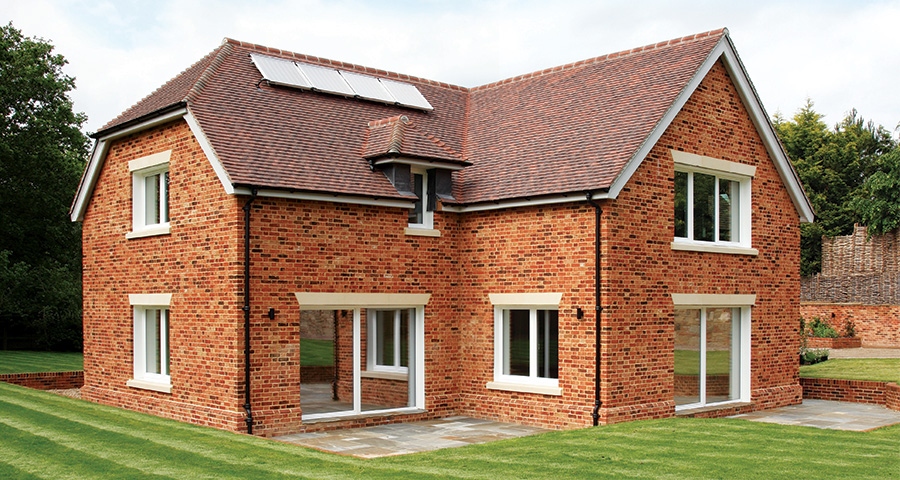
[340,71,396,104]
[250,54,310,89]
[296,63,355,96]
[380,79,434,111]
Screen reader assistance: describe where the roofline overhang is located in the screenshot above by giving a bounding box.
[442,190,609,213]
[605,30,815,224]
[70,106,189,221]
[369,155,471,171]
[232,184,415,209]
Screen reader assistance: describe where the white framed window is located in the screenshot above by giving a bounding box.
[127,150,172,239]
[407,169,433,230]
[671,151,756,255]
[367,309,411,374]
[127,293,172,393]
[672,294,753,410]
[487,293,562,396]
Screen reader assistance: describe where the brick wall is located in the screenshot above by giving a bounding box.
[800,304,900,348]
[800,377,900,410]
[0,371,84,390]
[81,120,247,433]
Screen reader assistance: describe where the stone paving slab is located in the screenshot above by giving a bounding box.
[828,347,900,359]
[275,416,548,458]
[731,399,900,431]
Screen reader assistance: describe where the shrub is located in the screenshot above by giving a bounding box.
[801,348,829,365]
[841,319,857,338]
[807,317,837,338]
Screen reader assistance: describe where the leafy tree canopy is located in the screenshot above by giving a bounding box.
[774,100,899,276]
[0,23,88,350]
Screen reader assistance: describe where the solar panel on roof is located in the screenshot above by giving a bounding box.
[340,71,396,104]
[250,54,433,111]
[380,79,434,111]
[250,54,310,89]
[296,63,355,96]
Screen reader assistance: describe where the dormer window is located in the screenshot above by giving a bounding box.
[408,169,433,229]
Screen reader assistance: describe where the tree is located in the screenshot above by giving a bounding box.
[851,146,900,235]
[774,100,898,276]
[0,23,88,350]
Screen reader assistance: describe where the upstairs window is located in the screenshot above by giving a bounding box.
[407,169,433,229]
[127,151,172,239]
[671,151,755,254]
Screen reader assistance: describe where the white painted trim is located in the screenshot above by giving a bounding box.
[128,150,172,172]
[126,224,171,239]
[671,293,756,307]
[404,227,441,237]
[294,292,431,309]
[671,241,758,256]
[126,379,171,393]
[489,292,563,306]
[70,108,187,222]
[184,110,234,195]
[442,192,606,213]
[234,186,414,209]
[671,150,757,178]
[486,381,563,396]
[373,157,468,171]
[360,370,408,381]
[129,293,173,306]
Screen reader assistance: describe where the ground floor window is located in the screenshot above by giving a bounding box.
[295,293,429,420]
[127,294,172,393]
[487,293,563,395]
[672,295,753,409]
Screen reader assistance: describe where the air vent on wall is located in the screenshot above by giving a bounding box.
[251,53,434,111]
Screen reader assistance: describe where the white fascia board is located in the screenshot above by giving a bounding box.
[604,33,814,224]
[184,109,234,194]
[372,157,468,171]
[441,191,606,213]
[70,108,188,222]
[234,186,415,209]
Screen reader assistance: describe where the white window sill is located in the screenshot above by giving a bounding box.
[671,241,758,256]
[361,370,409,381]
[405,227,441,237]
[127,378,171,393]
[486,381,562,396]
[126,224,171,239]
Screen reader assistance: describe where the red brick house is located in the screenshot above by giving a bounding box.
[70,28,814,436]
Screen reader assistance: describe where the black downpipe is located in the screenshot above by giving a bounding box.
[243,189,258,434]
[586,193,603,426]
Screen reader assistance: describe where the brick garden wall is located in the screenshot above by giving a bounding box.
[0,371,84,390]
[800,377,900,411]
[800,304,900,348]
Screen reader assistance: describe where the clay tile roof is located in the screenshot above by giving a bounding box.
[92,30,728,204]
[363,115,468,164]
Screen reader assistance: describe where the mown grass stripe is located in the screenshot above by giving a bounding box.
[0,459,43,480]
[0,421,166,480]
[0,351,83,374]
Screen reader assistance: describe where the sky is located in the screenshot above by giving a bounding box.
[6,0,899,136]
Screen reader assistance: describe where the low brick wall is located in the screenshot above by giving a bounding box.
[801,303,900,348]
[800,377,900,411]
[0,371,84,390]
[300,366,334,383]
[806,337,863,349]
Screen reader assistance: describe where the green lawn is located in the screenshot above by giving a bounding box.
[800,358,900,383]
[300,338,333,366]
[0,382,897,479]
[0,351,83,374]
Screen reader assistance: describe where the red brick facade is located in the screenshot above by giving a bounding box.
[79,60,805,434]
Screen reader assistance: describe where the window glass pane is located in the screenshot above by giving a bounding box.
[408,173,424,224]
[674,309,701,406]
[145,174,160,225]
[503,310,530,377]
[706,308,735,403]
[375,310,394,366]
[162,309,169,376]
[674,171,688,238]
[692,172,715,241]
[718,179,739,242]
[536,310,558,379]
[145,309,161,374]
[162,171,170,223]
[400,309,410,368]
